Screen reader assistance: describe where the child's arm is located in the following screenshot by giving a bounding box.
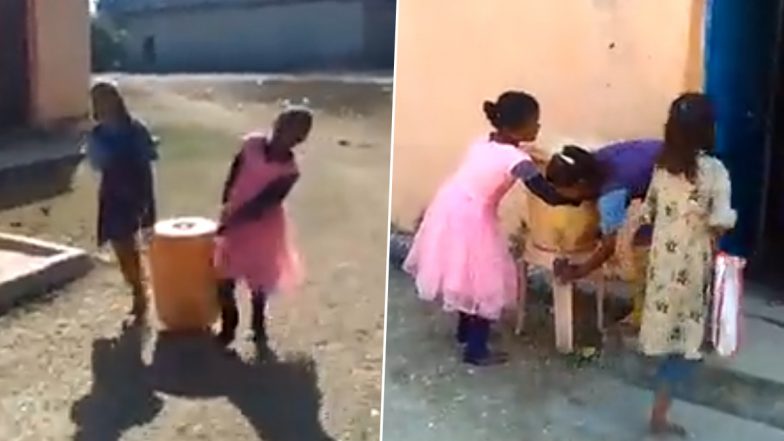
[219,173,299,232]
[511,160,581,206]
[708,160,737,232]
[640,173,659,226]
[134,120,159,162]
[554,190,625,282]
[86,130,108,171]
[222,153,245,204]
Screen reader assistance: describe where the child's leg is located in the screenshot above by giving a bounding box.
[217,279,239,346]
[110,239,146,317]
[250,289,267,342]
[463,315,488,363]
[456,312,471,344]
[651,383,676,436]
[463,316,507,365]
[650,356,694,437]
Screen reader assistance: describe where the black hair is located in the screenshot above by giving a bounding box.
[546,145,601,188]
[482,91,539,131]
[271,106,314,150]
[90,82,132,124]
[275,107,313,132]
[658,92,715,182]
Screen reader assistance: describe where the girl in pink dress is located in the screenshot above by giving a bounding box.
[214,106,312,348]
[404,91,580,365]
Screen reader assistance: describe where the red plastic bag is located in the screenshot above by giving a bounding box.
[711,252,746,357]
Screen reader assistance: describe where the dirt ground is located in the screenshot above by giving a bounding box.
[0,74,392,441]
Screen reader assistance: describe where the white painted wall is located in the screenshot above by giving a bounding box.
[121,0,366,71]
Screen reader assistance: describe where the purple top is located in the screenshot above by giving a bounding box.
[595,139,663,198]
[594,139,662,236]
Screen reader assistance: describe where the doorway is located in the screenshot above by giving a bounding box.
[0,0,31,130]
[705,0,784,292]
[705,0,782,258]
[756,2,784,285]
[143,36,157,66]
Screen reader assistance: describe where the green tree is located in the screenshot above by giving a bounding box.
[91,19,127,72]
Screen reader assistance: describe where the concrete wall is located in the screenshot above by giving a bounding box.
[29,0,91,125]
[362,0,396,68]
[120,0,367,72]
[391,0,705,230]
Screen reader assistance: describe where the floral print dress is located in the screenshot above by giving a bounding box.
[639,155,736,360]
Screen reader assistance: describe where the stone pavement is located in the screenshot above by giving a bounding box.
[708,284,784,385]
[387,229,784,439]
[600,275,784,430]
[383,268,784,441]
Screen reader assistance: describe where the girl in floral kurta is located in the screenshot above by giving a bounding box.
[639,93,736,437]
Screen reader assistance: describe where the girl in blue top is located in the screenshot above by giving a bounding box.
[87,82,158,322]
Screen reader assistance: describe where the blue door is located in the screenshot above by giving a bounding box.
[704,0,783,257]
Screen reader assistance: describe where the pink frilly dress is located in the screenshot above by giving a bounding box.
[404,138,530,320]
[214,134,303,294]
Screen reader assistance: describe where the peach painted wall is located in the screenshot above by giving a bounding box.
[391,0,705,230]
[29,0,90,125]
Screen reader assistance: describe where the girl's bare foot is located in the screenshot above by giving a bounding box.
[650,421,688,438]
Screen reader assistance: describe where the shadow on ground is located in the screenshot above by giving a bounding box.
[70,325,335,441]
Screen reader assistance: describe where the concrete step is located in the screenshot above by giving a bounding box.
[0,233,93,314]
[541,374,784,441]
[0,131,85,210]
[601,332,784,431]
[389,228,784,432]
